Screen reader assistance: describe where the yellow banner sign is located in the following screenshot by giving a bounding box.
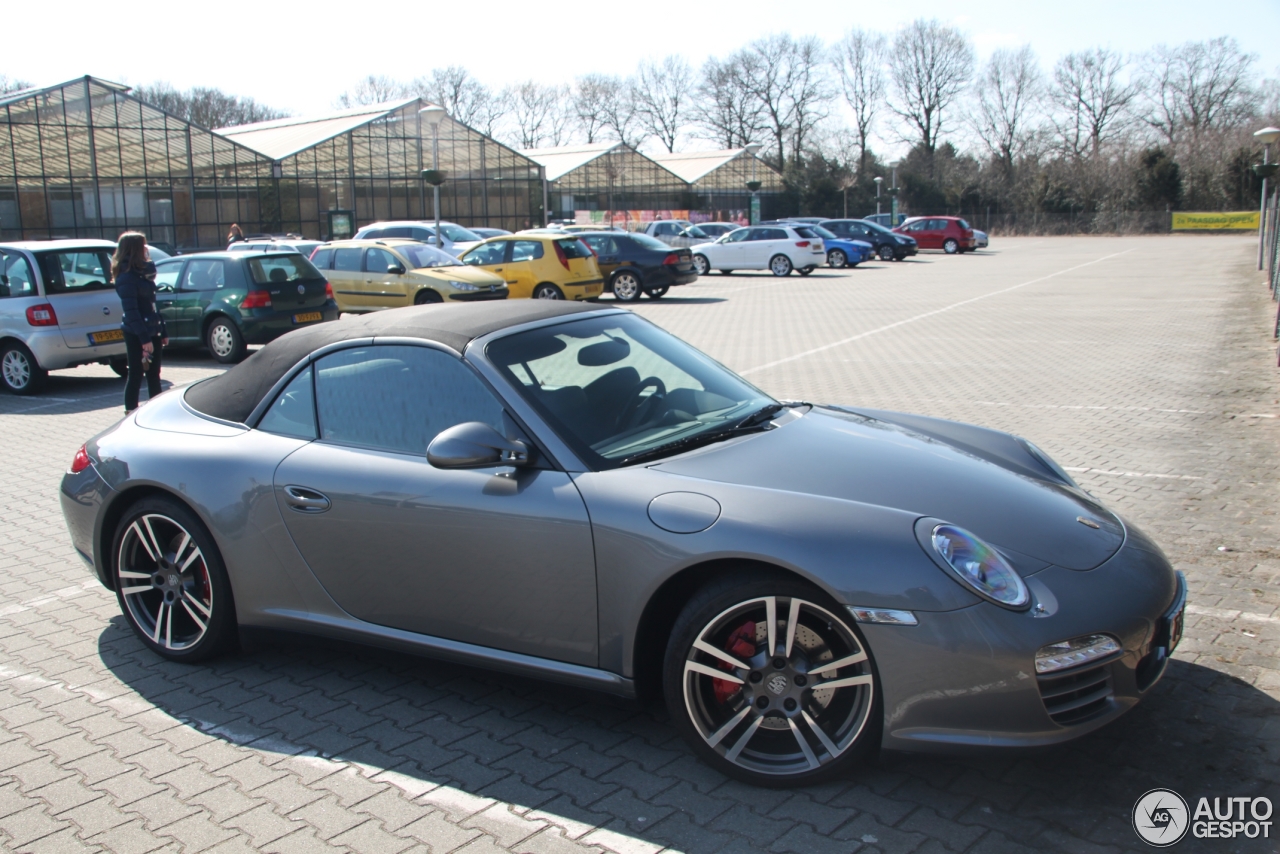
[1172,211,1260,230]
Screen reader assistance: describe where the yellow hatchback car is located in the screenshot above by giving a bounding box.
[310,239,507,312]
[457,235,604,300]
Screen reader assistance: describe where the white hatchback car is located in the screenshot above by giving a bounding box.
[690,225,826,277]
[353,221,483,257]
[0,239,127,394]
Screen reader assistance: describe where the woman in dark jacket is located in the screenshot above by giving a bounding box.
[113,232,167,414]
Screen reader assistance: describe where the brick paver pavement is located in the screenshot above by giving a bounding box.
[0,236,1276,853]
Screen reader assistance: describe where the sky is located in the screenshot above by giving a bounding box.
[5,0,1278,157]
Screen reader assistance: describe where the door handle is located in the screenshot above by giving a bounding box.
[284,485,330,512]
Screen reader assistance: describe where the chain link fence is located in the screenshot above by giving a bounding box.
[975,211,1175,235]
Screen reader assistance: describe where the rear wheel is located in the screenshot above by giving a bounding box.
[719,270,734,275]
[414,289,443,305]
[692,254,711,276]
[0,342,47,395]
[877,245,895,262]
[798,266,816,277]
[532,283,564,300]
[109,356,128,378]
[827,249,847,269]
[206,318,245,364]
[112,496,236,662]
[663,573,879,786]
[943,238,959,254]
[769,255,793,277]
[645,286,670,299]
[611,271,643,302]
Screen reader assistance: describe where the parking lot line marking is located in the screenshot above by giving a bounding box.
[1186,604,1279,624]
[740,248,1137,376]
[1062,466,1201,480]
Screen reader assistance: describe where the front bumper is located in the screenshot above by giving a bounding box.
[862,532,1181,751]
[450,290,509,301]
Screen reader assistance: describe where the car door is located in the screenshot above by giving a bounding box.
[461,240,512,292]
[170,259,224,341]
[707,226,749,268]
[327,246,366,311]
[31,248,120,348]
[269,343,599,665]
[581,235,619,281]
[918,219,944,249]
[362,247,407,308]
[742,227,786,268]
[152,259,185,341]
[504,240,544,298]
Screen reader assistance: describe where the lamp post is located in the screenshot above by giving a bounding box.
[419,106,447,249]
[744,142,762,224]
[874,176,883,217]
[1255,127,1280,272]
[889,161,900,226]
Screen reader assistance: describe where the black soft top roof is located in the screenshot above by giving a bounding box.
[185,301,602,424]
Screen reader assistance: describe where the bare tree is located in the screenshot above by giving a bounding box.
[0,74,31,95]
[133,82,289,128]
[736,34,832,170]
[633,56,695,152]
[833,29,887,174]
[1140,37,1258,147]
[696,56,765,149]
[889,19,975,169]
[407,66,497,132]
[334,75,407,109]
[1051,48,1136,158]
[500,81,572,149]
[971,46,1045,171]
[572,74,635,144]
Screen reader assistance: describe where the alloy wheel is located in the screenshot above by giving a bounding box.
[770,255,793,277]
[2,348,31,391]
[828,250,847,268]
[878,245,895,262]
[612,272,641,302]
[533,285,564,300]
[943,239,959,254]
[693,254,710,276]
[680,595,875,778]
[116,513,215,651]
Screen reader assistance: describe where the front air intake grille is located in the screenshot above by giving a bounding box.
[1037,662,1113,726]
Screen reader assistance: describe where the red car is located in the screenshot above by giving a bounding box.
[893,216,976,254]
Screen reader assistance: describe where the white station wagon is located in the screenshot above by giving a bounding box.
[690,225,825,277]
[0,239,127,394]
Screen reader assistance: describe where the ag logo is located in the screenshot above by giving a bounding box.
[766,674,788,695]
[1133,788,1190,847]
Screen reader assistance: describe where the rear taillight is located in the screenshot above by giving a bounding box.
[26,303,58,326]
[553,240,570,270]
[239,290,272,309]
[324,281,334,300]
[795,241,810,248]
[70,445,91,473]
[662,253,680,265]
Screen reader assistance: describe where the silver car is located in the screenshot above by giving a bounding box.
[1,239,127,394]
[59,302,1184,786]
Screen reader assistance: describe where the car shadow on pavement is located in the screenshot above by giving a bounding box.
[96,617,1280,852]
[602,297,728,305]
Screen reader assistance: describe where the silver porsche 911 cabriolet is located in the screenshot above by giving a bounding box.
[60,301,1185,786]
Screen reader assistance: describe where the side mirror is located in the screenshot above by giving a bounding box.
[427,421,529,469]
[387,264,406,275]
[158,284,174,292]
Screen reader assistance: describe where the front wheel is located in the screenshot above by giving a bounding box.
[532,283,564,300]
[663,574,879,786]
[878,245,895,262]
[112,496,237,662]
[414,288,443,305]
[206,318,246,363]
[943,238,959,254]
[827,249,847,269]
[769,255,793,277]
[692,254,711,276]
[0,342,48,395]
[611,271,643,302]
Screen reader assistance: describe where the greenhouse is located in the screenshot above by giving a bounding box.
[520,143,693,228]
[650,148,784,223]
[0,76,544,251]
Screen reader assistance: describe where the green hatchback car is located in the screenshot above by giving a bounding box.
[153,251,339,363]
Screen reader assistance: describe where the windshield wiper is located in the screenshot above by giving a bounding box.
[617,403,786,467]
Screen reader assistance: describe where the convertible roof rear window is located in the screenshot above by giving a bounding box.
[183,302,598,424]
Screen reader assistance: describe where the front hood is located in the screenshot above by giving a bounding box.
[652,407,1123,570]
[414,266,505,287]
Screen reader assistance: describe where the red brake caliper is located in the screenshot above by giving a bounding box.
[714,619,758,703]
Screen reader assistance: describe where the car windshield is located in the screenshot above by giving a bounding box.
[439,224,481,242]
[858,220,894,235]
[684,225,709,238]
[247,254,323,285]
[630,233,669,251]
[793,226,820,238]
[398,243,461,268]
[487,313,776,470]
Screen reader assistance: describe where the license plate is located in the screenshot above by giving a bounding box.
[293,312,322,324]
[89,329,124,344]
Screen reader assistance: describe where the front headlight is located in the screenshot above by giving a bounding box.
[449,280,479,291]
[931,524,1030,608]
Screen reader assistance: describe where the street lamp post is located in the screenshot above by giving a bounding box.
[889,161,900,226]
[1255,127,1280,272]
[744,143,762,224]
[419,106,447,249]
[874,176,883,217]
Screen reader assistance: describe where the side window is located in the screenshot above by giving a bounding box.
[0,253,36,298]
[154,260,183,291]
[510,241,544,262]
[364,248,398,273]
[258,366,316,440]
[411,228,434,242]
[37,251,113,292]
[755,228,787,241]
[464,242,507,266]
[360,228,384,239]
[723,228,750,243]
[314,345,505,455]
[181,260,225,291]
[333,248,362,271]
[311,248,333,269]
